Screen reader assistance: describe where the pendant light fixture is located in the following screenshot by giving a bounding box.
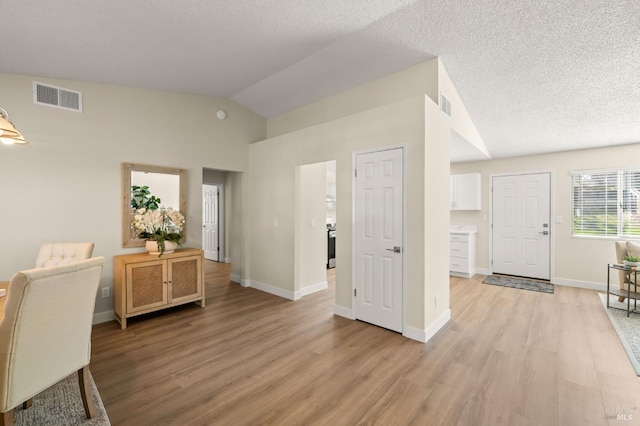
[0,107,29,145]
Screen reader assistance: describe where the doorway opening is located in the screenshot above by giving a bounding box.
[202,168,245,270]
[203,184,223,261]
[294,160,337,299]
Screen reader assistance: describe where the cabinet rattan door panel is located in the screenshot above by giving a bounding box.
[169,256,202,302]
[113,249,205,328]
[127,261,167,313]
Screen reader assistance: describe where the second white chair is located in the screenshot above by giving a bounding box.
[34,243,94,268]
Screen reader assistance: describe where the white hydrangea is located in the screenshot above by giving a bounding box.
[133,207,185,236]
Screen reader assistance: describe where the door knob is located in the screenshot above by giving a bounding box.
[539,230,549,235]
[386,246,402,253]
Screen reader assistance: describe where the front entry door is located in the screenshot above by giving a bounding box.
[202,185,219,261]
[354,148,404,332]
[492,173,551,280]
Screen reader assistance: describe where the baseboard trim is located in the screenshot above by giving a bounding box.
[299,281,328,298]
[425,309,451,342]
[403,309,451,343]
[403,325,426,342]
[552,277,606,291]
[333,304,355,319]
[246,279,296,300]
[476,267,491,276]
[230,274,242,284]
[449,271,473,278]
[450,267,490,279]
[93,310,115,325]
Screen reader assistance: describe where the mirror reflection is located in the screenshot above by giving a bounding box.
[131,171,180,209]
[122,163,187,248]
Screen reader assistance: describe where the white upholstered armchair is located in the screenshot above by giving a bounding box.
[34,242,94,268]
[615,241,640,301]
[0,257,104,425]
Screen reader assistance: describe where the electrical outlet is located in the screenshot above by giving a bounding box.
[101,287,110,298]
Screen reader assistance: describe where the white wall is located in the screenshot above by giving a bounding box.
[226,172,246,280]
[202,169,226,185]
[451,143,640,289]
[423,101,452,333]
[294,162,329,296]
[253,58,484,339]
[0,73,265,318]
[437,61,489,158]
[249,96,434,332]
[326,161,337,225]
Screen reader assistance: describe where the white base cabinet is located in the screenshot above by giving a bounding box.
[449,228,476,278]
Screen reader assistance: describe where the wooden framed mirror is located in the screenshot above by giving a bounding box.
[122,163,187,248]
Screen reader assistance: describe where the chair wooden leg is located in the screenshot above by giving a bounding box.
[78,366,95,419]
[1,410,15,426]
[22,398,33,409]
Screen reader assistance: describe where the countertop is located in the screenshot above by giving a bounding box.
[450,225,478,234]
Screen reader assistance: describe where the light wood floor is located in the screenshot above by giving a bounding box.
[91,262,640,425]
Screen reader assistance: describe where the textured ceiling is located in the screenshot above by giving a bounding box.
[1,0,638,159]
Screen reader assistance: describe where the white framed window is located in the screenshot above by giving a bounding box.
[571,169,640,238]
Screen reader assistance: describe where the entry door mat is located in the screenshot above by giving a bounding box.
[598,293,640,376]
[482,274,554,294]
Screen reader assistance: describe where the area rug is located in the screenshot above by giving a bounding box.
[13,372,110,425]
[482,275,554,294]
[598,293,640,376]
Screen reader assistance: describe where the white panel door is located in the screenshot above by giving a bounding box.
[202,185,219,261]
[492,173,550,279]
[354,148,403,332]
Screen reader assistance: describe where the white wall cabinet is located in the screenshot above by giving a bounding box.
[449,227,476,278]
[450,173,481,210]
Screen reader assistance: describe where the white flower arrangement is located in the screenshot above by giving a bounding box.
[132,207,185,254]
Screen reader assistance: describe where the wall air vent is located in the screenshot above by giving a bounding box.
[33,81,83,112]
[440,93,452,118]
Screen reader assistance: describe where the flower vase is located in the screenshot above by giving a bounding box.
[145,240,177,255]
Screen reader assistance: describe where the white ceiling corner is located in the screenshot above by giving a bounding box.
[450,130,490,163]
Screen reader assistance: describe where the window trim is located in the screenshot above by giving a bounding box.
[571,167,640,239]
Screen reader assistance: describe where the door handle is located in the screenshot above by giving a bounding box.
[539,230,549,235]
[386,246,402,253]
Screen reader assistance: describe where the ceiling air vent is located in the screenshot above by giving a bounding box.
[440,93,452,118]
[33,81,82,112]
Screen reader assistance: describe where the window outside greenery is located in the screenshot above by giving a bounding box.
[571,169,640,237]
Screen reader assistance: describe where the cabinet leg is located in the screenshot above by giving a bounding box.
[114,313,127,329]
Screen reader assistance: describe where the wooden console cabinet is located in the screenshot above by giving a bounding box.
[113,248,205,329]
